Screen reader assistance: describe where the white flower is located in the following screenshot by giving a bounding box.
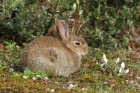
[116,58,120,64]
[119,67,123,73]
[55,82,59,84]
[36,75,42,79]
[104,58,108,64]
[119,62,125,74]
[68,84,76,90]
[23,75,28,79]
[44,77,49,80]
[79,10,83,15]
[46,88,50,91]
[69,84,74,88]
[9,68,14,72]
[73,3,77,11]
[81,87,88,91]
[118,62,129,76]
[36,75,41,78]
[125,69,129,74]
[121,62,125,69]
[32,77,36,80]
[96,62,99,64]
[16,45,19,48]
[103,54,108,64]
[50,89,55,93]
[136,77,140,80]
[103,54,106,59]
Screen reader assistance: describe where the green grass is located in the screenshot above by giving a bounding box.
[0,46,140,93]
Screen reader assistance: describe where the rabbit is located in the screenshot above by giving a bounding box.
[20,18,88,77]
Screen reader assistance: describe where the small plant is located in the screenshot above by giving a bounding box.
[10,70,48,79]
[4,41,22,53]
[4,41,17,52]
[4,41,22,64]
[100,54,130,76]
[0,65,7,71]
[12,72,23,78]
[117,62,129,76]
[23,71,38,79]
[22,70,50,79]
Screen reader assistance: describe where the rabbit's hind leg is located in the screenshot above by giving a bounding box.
[32,57,55,73]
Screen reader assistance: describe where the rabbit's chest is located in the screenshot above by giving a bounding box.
[57,53,81,77]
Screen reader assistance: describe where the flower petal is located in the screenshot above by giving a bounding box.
[121,62,125,69]
[125,69,129,74]
[116,58,120,64]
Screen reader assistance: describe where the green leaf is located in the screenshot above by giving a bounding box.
[72,3,77,12]
[76,0,79,5]
[10,0,21,8]
[0,65,7,71]
[76,0,80,8]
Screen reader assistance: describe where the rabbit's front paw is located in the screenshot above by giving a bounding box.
[58,66,70,77]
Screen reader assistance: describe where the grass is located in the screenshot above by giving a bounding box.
[0,45,140,93]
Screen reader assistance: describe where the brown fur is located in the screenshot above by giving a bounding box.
[21,18,88,77]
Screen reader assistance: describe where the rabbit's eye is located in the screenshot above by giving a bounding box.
[74,42,80,46]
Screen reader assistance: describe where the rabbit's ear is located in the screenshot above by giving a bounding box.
[55,18,69,40]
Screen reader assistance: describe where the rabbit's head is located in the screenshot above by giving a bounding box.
[55,18,88,56]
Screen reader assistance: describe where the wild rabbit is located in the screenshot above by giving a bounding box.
[21,18,88,77]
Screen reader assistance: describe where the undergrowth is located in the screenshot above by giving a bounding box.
[0,0,140,92]
[0,44,140,92]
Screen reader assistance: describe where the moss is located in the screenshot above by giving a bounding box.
[0,49,140,92]
[0,69,45,92]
